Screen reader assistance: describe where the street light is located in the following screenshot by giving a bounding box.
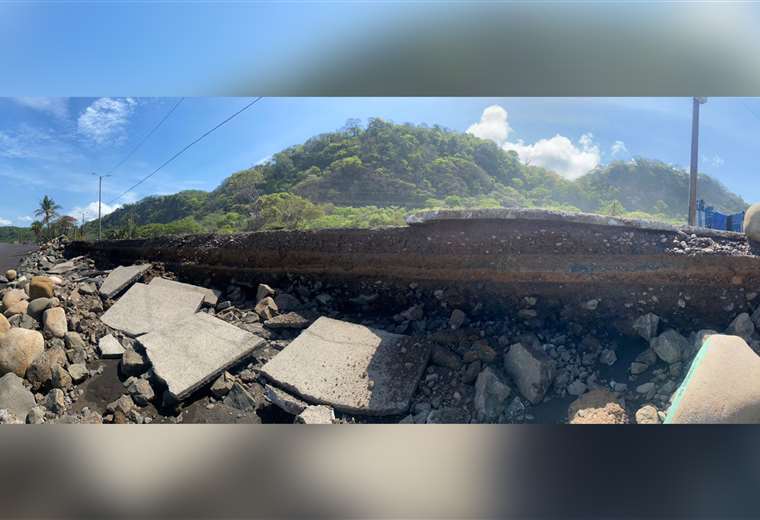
[688,97,708,226]
[92,173,112,241]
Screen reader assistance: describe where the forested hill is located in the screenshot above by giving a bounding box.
[98,118,747,236]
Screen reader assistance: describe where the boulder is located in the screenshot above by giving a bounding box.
[4,270,16,282]
[650,329,689,364]
[295,405,335,424]
[44,388,65,414]
[473,367,511,422]
[64,332,86,350]
[726,313,755,341]
[0,314,9,335]
[743,202,760,242]
[3,300,28,317]
[67,363,89,384]
[568,389,628,424]
[0,373,36,419]
[43,307,67,338]
[29,276,54,300]
[635,404,660,424]
[127,379,155,406]
[0,328,44,377]
[26,298,53,319]
[666,334,760,423]
[50,365,72,390]
[633,313,660,341]
[503,342,555,405]
[26,345,67,391]
[2,289,27,310]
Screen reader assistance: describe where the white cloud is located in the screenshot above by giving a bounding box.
[466,105,513,144]
[467,104,601,180]
[611,140,628,157]
[77,97,136,144]
[17,216,33,223]
[702,153,724,168]
[67,201,123,222]
[0,217,11,226]
[0,125,81,162]
[12,97,69,119]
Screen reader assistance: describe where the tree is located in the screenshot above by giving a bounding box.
[34,196,62,231]
[600,199,626,216]
[54,216,78,237]
[30,221,43,241]
[248,193,324,230]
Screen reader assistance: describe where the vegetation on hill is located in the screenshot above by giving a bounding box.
[76,118,747,239]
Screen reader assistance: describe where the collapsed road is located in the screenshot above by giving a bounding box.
[1,208,760,424]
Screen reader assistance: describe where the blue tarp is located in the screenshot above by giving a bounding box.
[697,200,744,232]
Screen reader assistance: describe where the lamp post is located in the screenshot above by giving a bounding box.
[92,173,111,241]
[689,97,707,226]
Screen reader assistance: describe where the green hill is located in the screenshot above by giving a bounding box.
[96,118,747,238]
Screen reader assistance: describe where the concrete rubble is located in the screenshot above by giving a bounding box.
[5,233,760,424]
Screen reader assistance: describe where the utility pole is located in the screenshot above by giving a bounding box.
[92,173,111,241]
[689,97,707,226]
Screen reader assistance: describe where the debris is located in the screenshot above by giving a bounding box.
[99,264,151,299]
[260,317,429,415]
[263,312,313,330]
[223,382,257,411]
[264,384,308,415]
[254,297,278,320]
[256,283,275,302]
[127,379,155,406]
[139,312,264,401]
[210,371,235,399]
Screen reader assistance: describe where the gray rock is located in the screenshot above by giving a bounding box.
[448,309,466,330]
[99,264,151,299]
[223,382,257,411]
[567,380,587,396]
[473,367,511,422]
[107,394,135,415]
[11,313,37,330]
[26,405,45,424]
[148,277,221,306]
[693,329,718,356]
[650,329,689,364]
[0,373,36,419]
[78,282,97,295]
[431,345,462,370]
[44,388,65,414]
[42,307,67,338]
[264,384,308,415]
[26,297,53,319]
[100,282,204,337]
[263,312,313,330]
[0,328,44,378]
[0,409,22,424]
[260,317,429,416]
[503,342,555,405]
[128,379,155,406]
[67,363,89,383]
[636,382,655,394]
[210,371,235,398]
[633,313,660,341]
[98,334,126,358]
[629,362,649,375]
[26,346,67,391]
[636,348,658,365]
[462,360,481,384]
[599,349,617,366]
[64,332,86,350]
[426,407,469,424]
[727,313,755,340]
[50,365,72,390]
[295,405,335,424]
[139,312,264,401]
[273,293,302,312]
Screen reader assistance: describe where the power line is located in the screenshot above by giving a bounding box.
[106,97,185,176]
[107,97,263,205]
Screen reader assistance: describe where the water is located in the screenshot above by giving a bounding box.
[0,243,36,273]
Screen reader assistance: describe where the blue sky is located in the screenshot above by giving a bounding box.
[0,96,759,226]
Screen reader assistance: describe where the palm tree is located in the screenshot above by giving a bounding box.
[30,221,43,242]
[34,195,62,231]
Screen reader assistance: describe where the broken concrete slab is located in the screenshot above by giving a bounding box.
[666,334,760,424]
[260,316,430,416]
[138,312,264,401]
[295,405,335,424]
[98,334,126,358]
[99,264,151,299]
[148,277,221,306]
[264,384,308,415]
[100,283,204,337]
[46,256,85,275]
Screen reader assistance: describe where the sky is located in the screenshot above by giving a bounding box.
[1,96,759,227]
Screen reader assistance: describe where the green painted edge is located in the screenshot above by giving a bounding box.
[664,336,715,424]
